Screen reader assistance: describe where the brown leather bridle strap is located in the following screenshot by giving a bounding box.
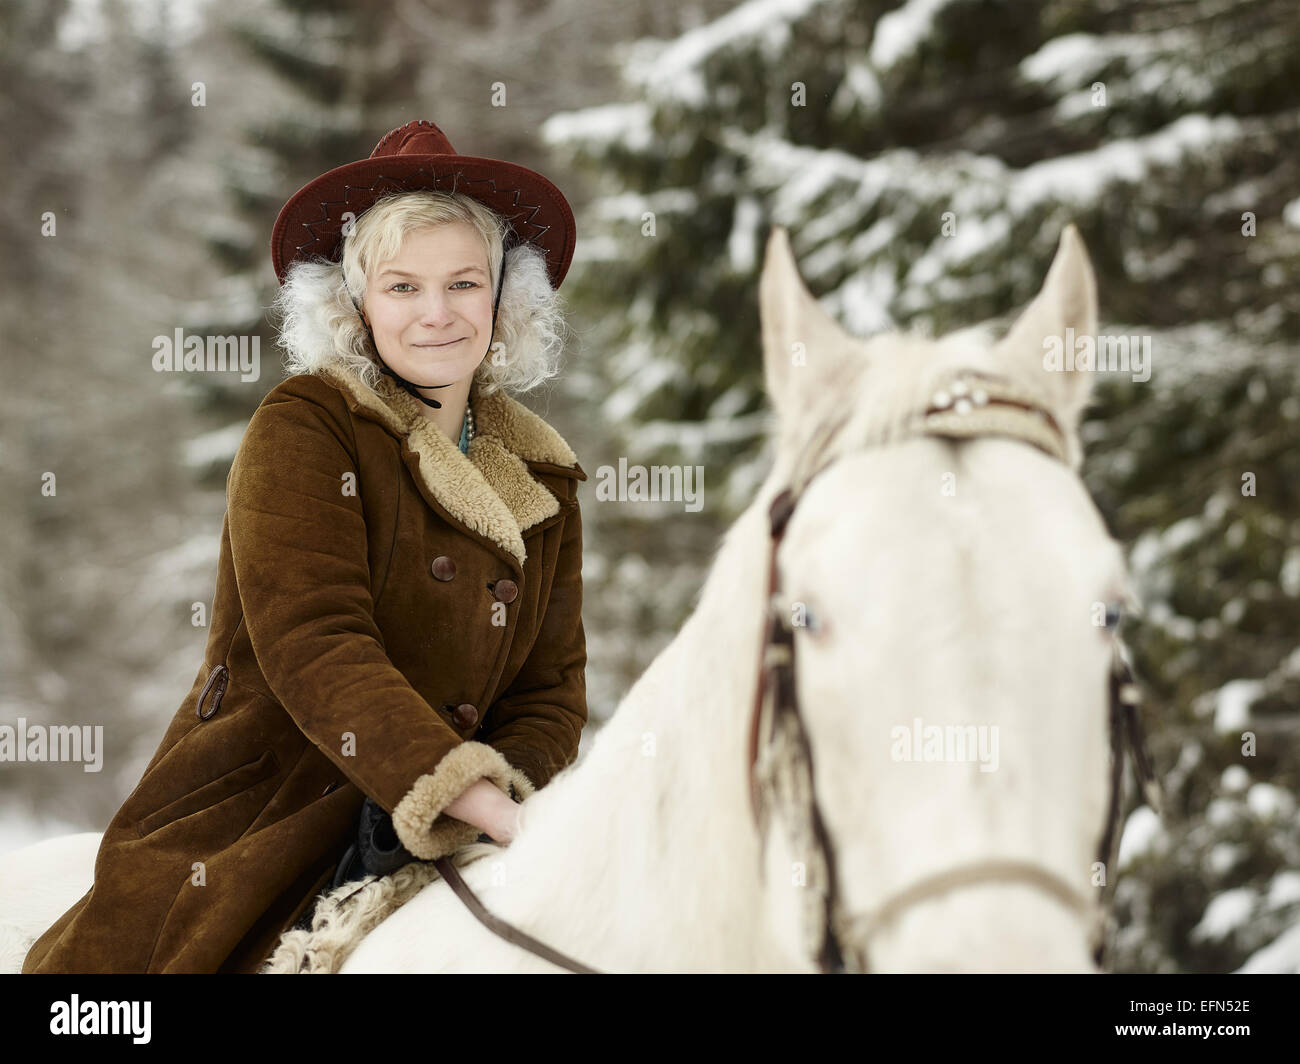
[746,485,853,973]
[432,854,600,974]
[747,487,796,825]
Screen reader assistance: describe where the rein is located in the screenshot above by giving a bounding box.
[431,855,598,973]
[425,368,1161,974]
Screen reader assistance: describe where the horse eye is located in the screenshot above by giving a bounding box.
[794,602,820,633]
[1104,601,1123,630]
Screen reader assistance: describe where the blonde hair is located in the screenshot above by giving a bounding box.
[272,189,568,397]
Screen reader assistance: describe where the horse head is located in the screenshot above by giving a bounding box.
[752,224,1133,972]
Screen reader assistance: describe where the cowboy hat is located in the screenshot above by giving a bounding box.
[270,119,577,290]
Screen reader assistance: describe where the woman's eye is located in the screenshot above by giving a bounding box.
[389,282,414,292]
[451,280,479,289]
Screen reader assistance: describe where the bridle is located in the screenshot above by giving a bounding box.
[427,368,1162,974]
[743,367,1163,972]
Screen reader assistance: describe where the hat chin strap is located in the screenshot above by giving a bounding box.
[347,239,510,410]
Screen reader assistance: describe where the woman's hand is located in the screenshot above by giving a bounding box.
[442,777,522,844]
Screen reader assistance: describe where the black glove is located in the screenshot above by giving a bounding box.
[357,795,415,876]
[330,796,496,891]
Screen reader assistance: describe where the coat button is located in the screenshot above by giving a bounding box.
[431,556,457,581]
[493,578,518,603]
[453,703,478,728]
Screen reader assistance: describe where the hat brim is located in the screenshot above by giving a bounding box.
[271,153,576,289]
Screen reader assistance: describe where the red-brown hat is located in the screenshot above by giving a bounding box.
[270,119,577,289]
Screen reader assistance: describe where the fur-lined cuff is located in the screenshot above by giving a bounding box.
[391,742,535,861]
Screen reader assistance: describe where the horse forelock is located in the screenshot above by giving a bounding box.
[777,322,1013,489]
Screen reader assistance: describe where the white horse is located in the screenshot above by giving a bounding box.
[0,832,100,973]
[3,224,1131,973]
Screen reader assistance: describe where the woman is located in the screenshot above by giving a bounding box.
[22,120,589,974]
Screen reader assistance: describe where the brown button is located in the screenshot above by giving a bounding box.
[493,579,518,603]
[453,703,478,728]
[430,556,457,581]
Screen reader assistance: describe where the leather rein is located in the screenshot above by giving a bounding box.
[429,368,1161,974]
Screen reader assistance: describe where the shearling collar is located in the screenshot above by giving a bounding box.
[316,362,585,568]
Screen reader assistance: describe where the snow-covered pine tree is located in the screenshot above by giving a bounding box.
[179,0,425,423]
[544,0,1300,973]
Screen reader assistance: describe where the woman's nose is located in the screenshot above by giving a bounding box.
[417,293,456,326]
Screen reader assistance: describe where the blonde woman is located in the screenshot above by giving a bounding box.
[23,121,588,974]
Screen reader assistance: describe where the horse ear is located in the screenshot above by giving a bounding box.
[994,224,1098,443]
[759,226,850,428]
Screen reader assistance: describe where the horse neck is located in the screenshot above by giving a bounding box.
[505,481,791,967]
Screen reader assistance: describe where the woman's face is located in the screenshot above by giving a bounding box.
[362,221,495,386]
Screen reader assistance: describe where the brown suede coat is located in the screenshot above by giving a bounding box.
[23,362,588,974]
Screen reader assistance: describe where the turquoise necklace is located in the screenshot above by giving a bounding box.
[457,397,475,455]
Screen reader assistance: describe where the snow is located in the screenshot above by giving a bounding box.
[57,0,210,50]
[833,59,883,114]
[843,215,902,264]
[600,343,685,424]
[869,0,956,71]
[136,533,220,611]
[1162,515,1204,553]
[722,127,878,218]
[1266,872,1300,910]
[592,188,699,225]
[1205,797,1238,828]
[1207,842,1244,876]
[1210,679,1263,733]
[1280,547,1300,596]
[1220,597,1246,625]
[1011,114,1243,209]
[1283,197,1300,229]
[1019,33,1118,87]
[1190,887,1256,942]
[905,212,1012,287]
[829,261,897,337]
[628,411,770,458]
[184,421,247,470]
[1282,646,1300,677]
[1117,805,1165,866]
[1234,921,1300,974]
[1203,492,1231,524]
[1127,529,1163,577]
[623,0,828,105]
[1245,782,1294,820]
[541,102,655,153]
[1018,30,1195,95]
[728,196,764,274]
